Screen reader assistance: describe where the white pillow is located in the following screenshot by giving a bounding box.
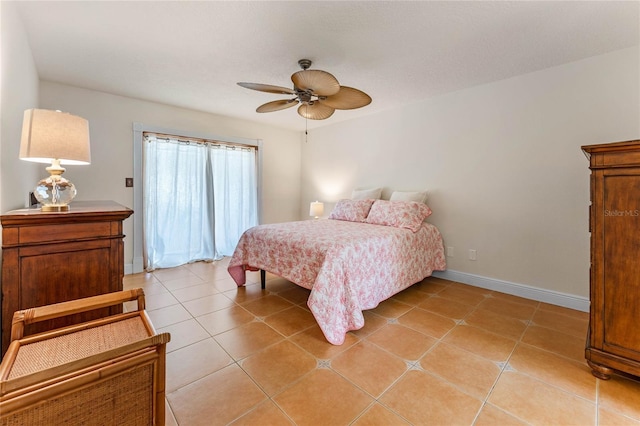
[390,190,428,203]
[351,187,382,200]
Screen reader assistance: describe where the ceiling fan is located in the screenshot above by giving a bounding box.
[238,59,372,120]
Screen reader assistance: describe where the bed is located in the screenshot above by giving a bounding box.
[227,198,446,345]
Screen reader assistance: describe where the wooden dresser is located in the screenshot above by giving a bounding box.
[582,140,640,379]
[1,200,133,356]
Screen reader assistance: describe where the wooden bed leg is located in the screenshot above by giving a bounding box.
[260,270,266,289]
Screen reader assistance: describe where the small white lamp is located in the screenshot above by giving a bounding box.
[20,109,91,211]
[309,201,324,219]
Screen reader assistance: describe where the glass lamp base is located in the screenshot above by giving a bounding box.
[34,175,77,212]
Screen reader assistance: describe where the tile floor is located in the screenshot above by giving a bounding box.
[123,258,640,425]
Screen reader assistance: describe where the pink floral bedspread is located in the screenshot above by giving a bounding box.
[227,219,446,345]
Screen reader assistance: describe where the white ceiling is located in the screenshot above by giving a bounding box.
[13,1,640,132]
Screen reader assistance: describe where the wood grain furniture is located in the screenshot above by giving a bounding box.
[1,200,133,356]
[0,289,170,425]
[582,139,640,379]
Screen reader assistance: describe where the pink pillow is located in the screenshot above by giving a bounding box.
[365,200,432,232]
[328,199,375,222]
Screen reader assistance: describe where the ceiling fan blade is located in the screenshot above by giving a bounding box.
[238,82,295,95]
[297,102,335,120]
[256,99,299,113]
[320,86,372,110]
[291,70,340,96]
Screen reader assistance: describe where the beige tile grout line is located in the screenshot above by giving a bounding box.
[473,299,601,425]
[468,299,542,425]
[595,378,600,426]
[149,269,597,426]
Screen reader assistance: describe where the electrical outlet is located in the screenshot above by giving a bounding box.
[447,247,454,257]
[469,249,477,261]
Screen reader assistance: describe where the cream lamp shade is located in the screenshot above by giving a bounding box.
[19,109,91,211]
[309,201,324,219]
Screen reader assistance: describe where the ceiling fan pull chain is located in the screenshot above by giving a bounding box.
[304,104,309,142]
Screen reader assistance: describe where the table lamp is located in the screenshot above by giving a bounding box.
[19,109,91,211]
[309,201,324,219]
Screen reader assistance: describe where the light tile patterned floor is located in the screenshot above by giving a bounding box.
[123,258,640,426]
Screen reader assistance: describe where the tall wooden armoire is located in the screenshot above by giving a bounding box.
[582,140,640,379]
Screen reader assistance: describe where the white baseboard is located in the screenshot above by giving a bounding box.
[124,257,145,275]
[121,263,589,312]
[132,256,144,274]
[432,270,590,313]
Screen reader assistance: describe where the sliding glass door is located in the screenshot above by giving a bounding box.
[143,133,257,271]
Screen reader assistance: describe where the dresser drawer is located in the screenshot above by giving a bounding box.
[3,222,113,246]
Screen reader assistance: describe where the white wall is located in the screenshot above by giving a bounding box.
[301,47,640,304]
[4,3,638,306]
[39,82,302,269]
[0,2,40,214]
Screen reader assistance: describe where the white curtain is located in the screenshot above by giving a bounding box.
[143,134,258,271]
